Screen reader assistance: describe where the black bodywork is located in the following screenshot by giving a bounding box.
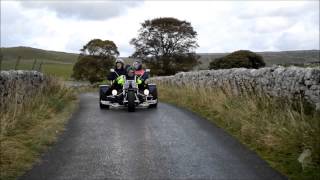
[99,82,158,111]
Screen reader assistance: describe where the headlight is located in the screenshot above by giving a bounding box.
[144,89,149,95]
[112,89,117,96]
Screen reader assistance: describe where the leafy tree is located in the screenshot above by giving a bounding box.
[72,39,118,83]
[130,17,200,75]
[80,39,119,58]
[209,50,266,70]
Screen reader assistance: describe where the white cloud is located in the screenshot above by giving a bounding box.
[20,0,142,20]
[1,1,319,56]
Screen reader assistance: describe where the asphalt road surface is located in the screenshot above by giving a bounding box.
[21,93,286,180]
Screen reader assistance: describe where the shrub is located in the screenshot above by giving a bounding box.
[72,55,114,83]
[209,50,266,69]
[144,53,200,76]
[72,39,119,83]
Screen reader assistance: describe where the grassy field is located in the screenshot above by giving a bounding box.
[1,59,74,80]
[2,47,319,76]
[157,82,320,180]
[41,63,74,80]
[1,46,78,80]
[0,76,78,180]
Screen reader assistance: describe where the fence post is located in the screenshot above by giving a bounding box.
[32,59,37,70]
[39,60,43,72]
[14,56,21,70]
[0,53,3,71]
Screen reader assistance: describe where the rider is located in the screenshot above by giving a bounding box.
[108,58,126,89]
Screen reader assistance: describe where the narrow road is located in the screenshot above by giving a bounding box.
[21,93,286,180]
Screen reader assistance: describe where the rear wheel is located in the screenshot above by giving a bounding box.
[127,91,135,112]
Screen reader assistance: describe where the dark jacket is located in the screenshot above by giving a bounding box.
[107,68,126,81]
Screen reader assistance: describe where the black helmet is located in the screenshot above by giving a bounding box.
[127,66,135,77]
[133,60,142,70]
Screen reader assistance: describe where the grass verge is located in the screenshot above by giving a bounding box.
[157,82,320,180]
[0,76,78,180]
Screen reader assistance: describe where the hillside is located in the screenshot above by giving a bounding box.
[0,46,79,63]
[197,50,320,69]
[1,46,319,67]
[0,47,79,79]
[0,46,319,79]
[122,50,319,70]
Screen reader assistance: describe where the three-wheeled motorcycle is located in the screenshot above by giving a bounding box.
[99,68,158,112]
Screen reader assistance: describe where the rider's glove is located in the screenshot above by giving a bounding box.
[116,75,125,85]
[116,76,121,81]
[136,78,142,85]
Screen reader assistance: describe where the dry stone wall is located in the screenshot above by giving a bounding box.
[151,66,320,110]
[0,70,45,106]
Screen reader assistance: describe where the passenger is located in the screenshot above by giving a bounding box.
[132,60,149,89]
[133,60,149,82]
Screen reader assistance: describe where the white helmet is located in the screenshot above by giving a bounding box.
[133,60,142,70]
[115,58,124,65]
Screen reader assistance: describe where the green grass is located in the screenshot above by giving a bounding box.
[157,82,320,180]
[1,46,78,80]
[42,63,74,80]
[0,76,78,180]
[1,60,74,80]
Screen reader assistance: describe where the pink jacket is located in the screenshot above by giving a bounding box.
[135,69,145,77]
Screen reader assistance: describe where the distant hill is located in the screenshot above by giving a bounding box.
[0,46,79,64]
[122,50,320,69]
[1,46,319,71]
[197,50,320,69]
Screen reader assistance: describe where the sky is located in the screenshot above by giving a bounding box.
[1,0,319,57]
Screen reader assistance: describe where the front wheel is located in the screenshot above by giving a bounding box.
[100,102,110,109]
[127,91,136,112]
[149,100,158,108]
